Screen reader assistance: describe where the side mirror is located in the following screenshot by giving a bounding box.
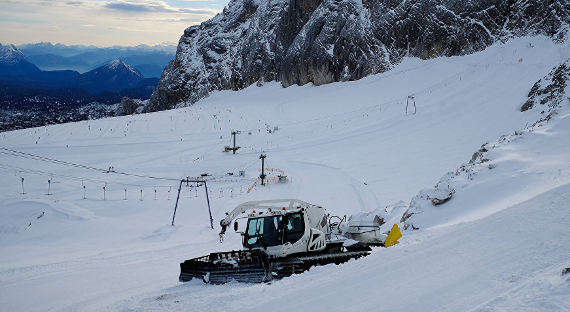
[234,220,239,232]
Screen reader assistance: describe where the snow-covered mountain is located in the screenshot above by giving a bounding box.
[0,43,42,77]
[1,35,569,311]
[78,58,145,93]
[147,0,570,112]
[0,43,26,64]
[102,58,140,74]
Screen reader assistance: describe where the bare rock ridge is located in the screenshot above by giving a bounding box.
[520,58,570,112]
[147,0,569,112]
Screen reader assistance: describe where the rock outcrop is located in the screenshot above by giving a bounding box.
[147,0,570,112]
[520,58,570,112]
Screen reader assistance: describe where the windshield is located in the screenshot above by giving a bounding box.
[245,213,304,248]
[284,213,304,244]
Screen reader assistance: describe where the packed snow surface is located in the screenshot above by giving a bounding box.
[0,36,569,311]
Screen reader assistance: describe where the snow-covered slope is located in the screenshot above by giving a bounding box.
[0,36,569,311]
[119,183,570,312]
[402,58,570,230]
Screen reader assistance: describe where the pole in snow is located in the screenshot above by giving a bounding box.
[103,185,106,200]
[259,154,267,186]
[83,185,86,199]
[231,131,241,154]
[406,95,416,115]
[204,181,213,229]
[47,179,52,195]
[233,131,236,154]
[154,188,157,200]
[124,188,127,200]
[20,177,25,194]
[140,189,143,201]
[172,180,183,226]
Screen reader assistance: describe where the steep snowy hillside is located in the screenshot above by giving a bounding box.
[0,36,569,311]
[147,0,569,111]
[403,58,570,230]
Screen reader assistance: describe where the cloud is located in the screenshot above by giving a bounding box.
[179,8,217,15]
[104,1,163,12]
[103,0,214,14]
[0,0,222,46]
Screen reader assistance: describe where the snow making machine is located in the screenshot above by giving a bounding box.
[179,199,402,284]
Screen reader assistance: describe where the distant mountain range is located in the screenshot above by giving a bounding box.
[17,42,175,78]
[0,43,166,131]
[0,44,157,94]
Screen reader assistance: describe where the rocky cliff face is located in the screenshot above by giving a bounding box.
[147,0,570,112]
[520,58,570,112]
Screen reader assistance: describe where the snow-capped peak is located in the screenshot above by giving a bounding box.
[104,58,140,76]
[0,43,25,64]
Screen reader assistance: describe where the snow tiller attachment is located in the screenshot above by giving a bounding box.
[179,199,402,284]
[180,249,271,284]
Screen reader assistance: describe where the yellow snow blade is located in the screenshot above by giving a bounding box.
[384,224,402,247]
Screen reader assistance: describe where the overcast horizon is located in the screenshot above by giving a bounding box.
[0,0,225,47]
[11,41,178,48]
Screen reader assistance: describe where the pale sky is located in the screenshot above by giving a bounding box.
[0,0,226,47]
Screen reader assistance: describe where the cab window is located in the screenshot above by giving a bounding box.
[245,215,283,247]
[284,213,304,244]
